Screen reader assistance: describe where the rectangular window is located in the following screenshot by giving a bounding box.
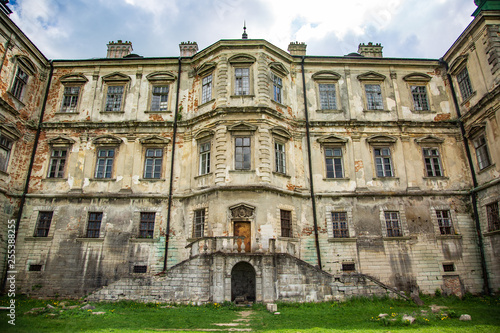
[473,135,491,170]
[342,263,355,272]
[12,67,28,100]
[436,210,453,235]
[423,148,442,177]
[486,202,500,231]
[0,135,13,173]
[151,85,169,111]
[332,212,349,238]
[457,68,473,100]
[144,148,163,179]
[443,264,455,272]
[201,75,212,104]
[411,85,429,111]
[47,148,67,178]
[280,210,292,238]
[199,142,211,175]
[28,264,42,272]
[385,211,401,237]
[275,142,286,174]
[319,84,337,110]
[273,74,282,103]
[139,212,155,238]
[374,147,393,177]
[35,211,53,237]
[105,85,124,111]
[235,137,251,170]
[86,212,102,238]
[235,68,250,95]
[95,148,115,179]
[60,86,80,112]
[193,209,205,238]
[133,265,147,273]
[365,84,383,110]
[325,147,343,178]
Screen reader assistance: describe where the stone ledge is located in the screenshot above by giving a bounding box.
[328,238,357,243]
[24,236,53,242]
[76,238,104,242]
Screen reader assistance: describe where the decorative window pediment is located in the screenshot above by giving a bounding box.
[48,136,76,146]
[228,54,256,65]
[449,55,468,75]
[102,72,131,83]
[357,71,386,82]
[15,56,37,75]
[230,203,255,219]
[466,123,486,138]
[415,136,444,145]
[228,122,257,132]
[92,135,122,145]
[60,74,88,84]
[194,129,215,140]
[367,135,397,144]
[312,71,341,81]
[0,123,22,140]
[146,71,177,83]
[271,126,291,140]
[139,135,170,145]
[403,73,432,83]
[269,62,289,76]
[196,62,216,77]
[317,134,348,145]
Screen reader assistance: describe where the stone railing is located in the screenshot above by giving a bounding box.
[186,237,299,257]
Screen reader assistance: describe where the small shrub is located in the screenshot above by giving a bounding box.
[435,288,442,297]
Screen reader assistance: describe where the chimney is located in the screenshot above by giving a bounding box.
[357,42,383,58]
[288,42,307,56]
[179,41,198,57]
[107,40,133,58]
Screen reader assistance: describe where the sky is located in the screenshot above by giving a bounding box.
[7,0,478,60]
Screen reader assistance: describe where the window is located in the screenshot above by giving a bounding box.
[150,86,169,111]
[342,263,355,272]
[374,147,393,177]
[486,202,500,231]
[105,85,125,111]
[280,210,292,237]
[385,211,401,237]
[325,147,343,178]
[235,137,251,170]
[457,67,473,100]
[443,264,455,272]
[86,212,102,238]
[28,264,42,272]
[201,75,212,104]
[95,148,115,179]
[275,142,286,174]
[411,85,429,111]
[0,135,13,173]
[436,210,453,235]
[199,141,210,175]
[133,265,147,273]
[60,86,81,113]
[12,67,29,100]
[47,148,67,178]
[319,84,337,110]
[332,212,348,238]
[473,134,491,170]
[193,209,205,238]
[423,148,443,177]
[139,212,155,238]
[144,148,163,179]
[35,211,53,237]
[235,68,250,95]
[272,74,282,103]
[365,84,383,110]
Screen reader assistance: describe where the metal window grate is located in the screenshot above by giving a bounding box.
[342,263,355,271]
[133,265,147,273]
[194,209,205,238]
[29,264,42,272]
[443,264,455,272]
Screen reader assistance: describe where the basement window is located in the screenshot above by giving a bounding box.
[133,265,147,273]
[29,264,42,272]
[342,263,355,272]
[443,264,455,272]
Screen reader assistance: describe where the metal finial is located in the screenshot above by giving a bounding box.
[242,21,248,39]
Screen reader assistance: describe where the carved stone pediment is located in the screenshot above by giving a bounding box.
[366,135,397,144]
[415,135,444,144]
[465,123,486,138]
[139,135,170,145]
[230,204,255,219]
[270,62,289,76]
[194,129,215,140]
[92,135,122,145]
[15,55,37,74]
[48,136,76,146]
[146,71,177,82]
[449,55,468,75]
[228,54,256,64]
[271,126,291,139]
[312,71,341,81]
[403,73,432,82]
[357,71,386,82]
[227,122,257,132]
[317,134,347,144]
[196,62,216,77]
[102,72,131,82]
[0,123,22,140]
[60,74,88,84]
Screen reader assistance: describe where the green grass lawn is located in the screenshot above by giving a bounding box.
[0,294,499,332]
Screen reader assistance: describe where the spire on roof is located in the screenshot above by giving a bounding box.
[242,21,248,39]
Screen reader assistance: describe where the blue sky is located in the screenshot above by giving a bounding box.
[8,0,478,60]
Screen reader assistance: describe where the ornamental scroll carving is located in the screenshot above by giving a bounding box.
[230,204,255,219]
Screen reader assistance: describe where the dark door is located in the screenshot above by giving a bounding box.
[231,261,256,302]
[234,221,251,252]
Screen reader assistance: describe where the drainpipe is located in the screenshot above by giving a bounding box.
[1,61,54,291]
[440,59,490,295]
[162,57,182,272]
[300,56,322,270]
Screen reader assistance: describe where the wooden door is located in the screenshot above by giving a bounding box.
[234,222,251,252]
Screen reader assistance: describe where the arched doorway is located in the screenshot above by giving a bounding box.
[231,262,256,303]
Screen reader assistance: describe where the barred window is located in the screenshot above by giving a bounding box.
[385,211,401,237]
[193,209,205,238]
[423,148,442,177]
[35,211,53,237]
[273,74,282,103]
[144,148,163,179]
[374,147,393,177]
[202,75,212,104]
[436,210,453,235]
[280,210,292,238]
[275,142,286,174]
[325,147,343,178]
[139,212,155,238]
[151,85,169,111]
[457,68,473,100]
[411,85,429,111]
[319,84,337,110]
[365,84,383,110]
[61,86,80,113]
[105,85,124,111]
[235,68,250,95]
[199,142,211,175]
[332,212,348,238]
[486,202,500,231]
[95,148,115,179]
[86,212,102,238]
[47,149,67,178]
[235,137,251,170]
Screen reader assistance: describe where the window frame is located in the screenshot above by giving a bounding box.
[94,147,116,179]
[280,209,292,238]
[274,140,286,174]
[150,85,170,112]
[139,212,156,238]
[312,71,342,112]
[34,211,53,237]
[201,74,213,104]
[0,135,14,173]
[319,83,338,110]
[234,67,251,96]
[364,83,384,110]
[104,84,125,112]
[324,146,344,179]
[436,210,454,235]
[423,147,443,177]
[457,67,474,101]
[58,74,88,114]
[486,202,500,232]
[410,85,430,111]
[384,211,402,237]
[374,147,394,178]
[86,212,103,238]
[199,140,211,176]
[193,208,206,238]
[47,147,68,178]
[472,134,492,171]
[272,73,283,104]
[143,147,164,179]
[234,136,251,171]
[331,211,349,238]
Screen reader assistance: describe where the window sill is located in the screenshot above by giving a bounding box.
[76,237,104,242]
[323,177,350,181]
[363,109,390,112]
[54,111,79,115]
[230,94,255,98]
[373,177,399,181]
[100,111,125,114]
[0,170,9,176]
[423,176,449,180]
[90,178,117,181]
[316,109,343,113]
[198,99,215,108]
[436,234,462,239]
[484,229,500,237]
[460,91,477,106]
[129,237,159,243]
[271,100,287,108]
[42,177,67,182]
[229,170,255,173]
[328,237,357,243]
[477,163,495,174]
[144,110,171,114]
[383,236,411,241]
[24,236,53,242]
[140,178,166,182]
[272,171,291,178]
[7,91,25,108]
[410,109,436,113]
[194,173,213,179]
[277,237,298,242]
